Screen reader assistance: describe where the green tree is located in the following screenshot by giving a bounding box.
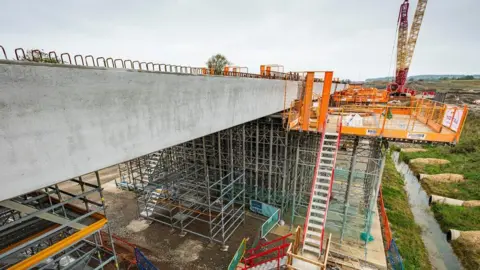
[206,54,231,75]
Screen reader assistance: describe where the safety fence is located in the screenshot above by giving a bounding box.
[135,248,158,270]
[387,239,404,270]
[0,45,348,84]
[241,233,291,269]
[100,231,158,270]
[378,189,404,270]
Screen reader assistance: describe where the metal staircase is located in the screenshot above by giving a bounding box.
[302,125,341,257]
[140,188,164,217]
[141,152,163,184]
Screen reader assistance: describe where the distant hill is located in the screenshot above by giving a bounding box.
[366,74,480,82]
[364,78,480,93]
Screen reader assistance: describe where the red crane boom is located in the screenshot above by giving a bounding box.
[390,0,428,94]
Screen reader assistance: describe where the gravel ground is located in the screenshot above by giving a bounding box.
[102,179,262,270]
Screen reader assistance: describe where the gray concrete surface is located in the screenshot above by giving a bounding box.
[0,61,345,201]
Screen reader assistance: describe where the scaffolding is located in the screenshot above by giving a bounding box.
[0,174,118,269]
[114,114,384,259]
[137,133,247,248]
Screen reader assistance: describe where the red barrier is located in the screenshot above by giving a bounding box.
[242,233,292,269]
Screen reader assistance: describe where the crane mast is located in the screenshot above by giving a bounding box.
[392,0,428,93]
[395,0,409,90]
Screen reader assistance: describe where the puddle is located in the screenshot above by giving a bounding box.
[392,152,462,270]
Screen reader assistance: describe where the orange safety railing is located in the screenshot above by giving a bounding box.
[287,96,469,143]
[333,87,389,105]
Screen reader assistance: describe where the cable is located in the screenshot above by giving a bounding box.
[387,18,400,83]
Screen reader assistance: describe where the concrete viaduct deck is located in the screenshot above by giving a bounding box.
[0,60,345,201]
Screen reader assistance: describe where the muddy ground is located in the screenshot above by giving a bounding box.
[100,175,263,270]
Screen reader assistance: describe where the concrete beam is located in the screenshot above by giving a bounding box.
[0,61,344,201]
[0,61,346,201]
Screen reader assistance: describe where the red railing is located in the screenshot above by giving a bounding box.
[242,233,292,269]
[100,231,138,265]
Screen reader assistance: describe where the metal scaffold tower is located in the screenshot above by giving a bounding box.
[111,98,385,261]
[135,131,247,249]
[242,117,290,211]
[0,174,118,269]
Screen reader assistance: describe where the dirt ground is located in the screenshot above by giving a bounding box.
[100,176,263,270]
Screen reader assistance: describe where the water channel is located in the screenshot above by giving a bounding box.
[391,151,462,270]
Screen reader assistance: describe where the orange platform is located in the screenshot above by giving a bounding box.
[288,97,468,144]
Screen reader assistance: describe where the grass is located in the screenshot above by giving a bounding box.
[397,113,480,270]
[431,204,480,232]
[399,112,480,201]
[382,152,431,270]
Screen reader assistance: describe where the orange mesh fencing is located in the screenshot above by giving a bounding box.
[378,188,392,250]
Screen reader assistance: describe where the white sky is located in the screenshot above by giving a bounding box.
[1,0,478,80]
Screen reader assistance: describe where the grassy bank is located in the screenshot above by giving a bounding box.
[397,113,480,269]
[382,153,431,270]
[431,204,480,232]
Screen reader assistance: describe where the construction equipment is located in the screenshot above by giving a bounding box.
[302,120,341,257]
[389,0,429,94]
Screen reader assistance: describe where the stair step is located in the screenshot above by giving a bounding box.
[313,189,329,195]
[307,222,323,230]
[309,215,325,224]
[321,151,335,155]
[323,139,338,142]
[312,198,328,206]
[303,244,320,254]
[317,174,331,180]
[318,169,332,174]
[315,181,330,187]
[312,201,327,208]
[310,210,326,217]
[304,237,321,246]
[324,132,339,136]
[306,230,322,238]
[322,144,337,148]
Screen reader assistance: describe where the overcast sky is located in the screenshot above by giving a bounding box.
[1,0,478,80]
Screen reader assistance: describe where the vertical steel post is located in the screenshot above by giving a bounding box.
[230,129,234,201]
[78,176,89,211]
[255,121,259,200]
[301,72,314,131]
[318,71,334,132]
[202,137,213,242]
[281,131,288,214]
[268,121,273,204]
[242,125,247,224]
[95,171,119,269]
[290,139,300,229]
[218,132,223,178]
[340,137,359,242]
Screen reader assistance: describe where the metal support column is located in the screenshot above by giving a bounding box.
[340,136,359,242]
[268,121,273,204]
